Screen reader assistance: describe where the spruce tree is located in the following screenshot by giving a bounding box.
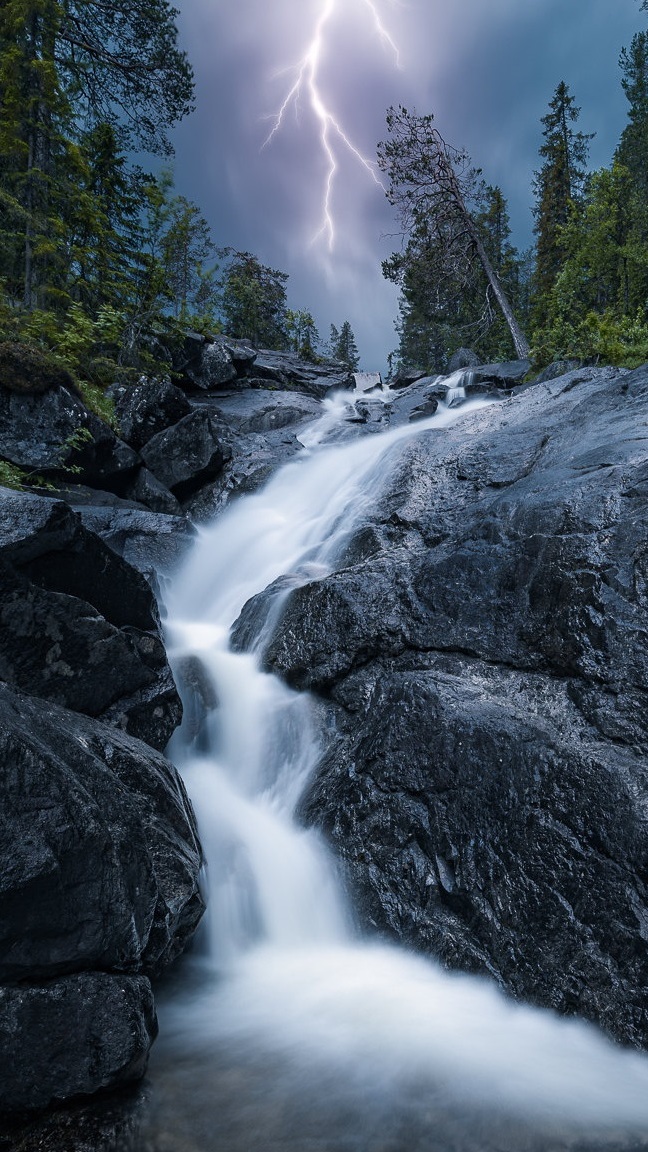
[533,82,593,311]
[0,0,194,312]
[333,320,360,370]
[217,250,289,349]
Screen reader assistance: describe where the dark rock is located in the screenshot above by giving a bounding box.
[46,483,147,511]
[471,359,532,387]
[252,350,355,398]
[0,384,139,491]
[239,363,648,1048]
[209,390,321,435]
[217,336,257,373]
[302,667,648,1049]
[140,409,231,499]
[180,390,323,518]
[0,490,158,631]
[75,507,194,585]
[183,341,237,389]
[172,330,206,376]
[0,341,76,395]
[532,359,582,384]
[391,367,427,389]
[125,466,182,515]
[0,683,204,982]
[0,974,156,1113]
[114,377,191,450]
[0,556,156,716]
[408,397,440,422]
[447,347,480,372]
[0,490,184,748]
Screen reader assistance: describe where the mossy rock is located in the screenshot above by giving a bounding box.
[0,342,76,395]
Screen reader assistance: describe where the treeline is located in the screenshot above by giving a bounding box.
[0,0,361,405]
[381,2,648,372]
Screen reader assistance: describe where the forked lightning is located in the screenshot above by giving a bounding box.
[263,0,401,250]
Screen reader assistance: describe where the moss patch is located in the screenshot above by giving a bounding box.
[0,342,76,395]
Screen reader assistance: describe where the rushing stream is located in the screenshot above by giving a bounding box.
[142,386,648,1151]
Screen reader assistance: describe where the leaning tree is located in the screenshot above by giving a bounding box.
[378,105,530,360]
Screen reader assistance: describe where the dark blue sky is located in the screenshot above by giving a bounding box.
[170,0,643,369]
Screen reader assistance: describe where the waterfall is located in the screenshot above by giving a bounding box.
[155,390,648,1145]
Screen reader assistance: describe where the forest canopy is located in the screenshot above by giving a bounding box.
[380,5,648,374]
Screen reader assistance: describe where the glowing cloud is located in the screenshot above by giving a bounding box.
[262,0,401,250]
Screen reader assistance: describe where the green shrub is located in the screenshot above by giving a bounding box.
[532,310,648,369]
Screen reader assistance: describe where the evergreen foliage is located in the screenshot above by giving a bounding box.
[286,310,320,360]
[216,250,289,350]
[532,82,593,319]
[330,320,360,370]
[382,10,648,375]
[378,105,529,373]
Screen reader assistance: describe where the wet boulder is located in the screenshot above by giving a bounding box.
[0,383,139,491]
[115,377,191,450]
[244,363,648,1048]
[0,683,204,983]
[182,340,237,389]
[140,409,232,500]
[0,489,183,749]
[0,974,156,1113]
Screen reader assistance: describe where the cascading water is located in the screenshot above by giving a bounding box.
[147,387,648,1151]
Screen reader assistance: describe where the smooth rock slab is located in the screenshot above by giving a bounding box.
[303,666,648,1047]
[241,363,648,1048]
[0,973,156,1113]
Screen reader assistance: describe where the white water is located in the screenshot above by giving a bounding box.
[160,387,648,1143]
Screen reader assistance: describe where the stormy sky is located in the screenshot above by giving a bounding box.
[170,0,643,370]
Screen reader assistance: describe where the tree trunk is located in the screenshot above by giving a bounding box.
[469,226,531,359]
[444,158,530,359]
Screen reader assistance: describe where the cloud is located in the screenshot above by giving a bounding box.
[172,0,642,369]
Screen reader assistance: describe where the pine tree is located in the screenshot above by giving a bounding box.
[217,250,288,349]
[286,310,320,360]
[617,27,648,265]
[327,323,340,358]
[332,320,360,370]
[533,82,593,311]
[0,0,194,312]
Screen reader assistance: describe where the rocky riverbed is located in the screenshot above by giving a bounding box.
[2,338,648,1149]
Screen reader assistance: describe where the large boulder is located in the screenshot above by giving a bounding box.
[234,363,648,1048]
[140,409,232,500]
[0,684,204,983]
[0,383,139,491]
[0,683,204,1112]
[114,377,191,450]
[0,974,156,1113]
[182,340,237,389]
[250,350,355,398]
[0,489,182,749]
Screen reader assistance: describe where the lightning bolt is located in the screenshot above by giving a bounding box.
[263,0,401,251]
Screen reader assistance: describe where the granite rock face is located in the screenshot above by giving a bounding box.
[114,376,191,451]
[0,489,181,749]
[0,975,156,1113]
[0,488,203,1112]
[0,383,139,490]
[235,363,648,1049]
[0,684,204,1112]
[140,408,231,498]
